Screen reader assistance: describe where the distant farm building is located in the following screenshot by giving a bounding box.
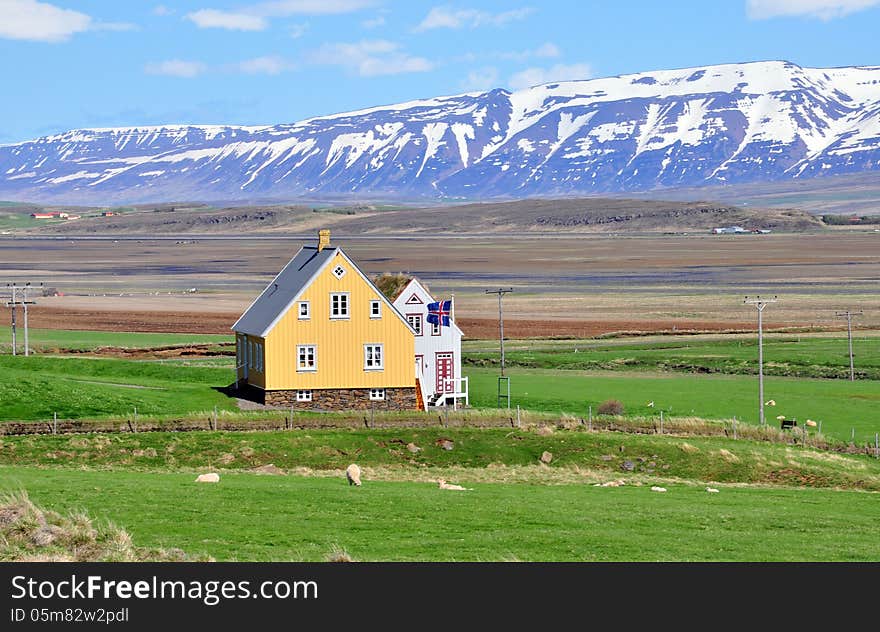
[30,211,68,219]
[711,226,748,234]
[101,211,116,217]
[232,230,418,410]
[392,278,468,408]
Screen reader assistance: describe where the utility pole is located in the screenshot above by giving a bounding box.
[486,288,513,408]
[6,282,38,356]
[744,295,777,426]
[835,309,863,381]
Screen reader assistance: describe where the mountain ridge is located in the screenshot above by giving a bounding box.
[2,60,879,204]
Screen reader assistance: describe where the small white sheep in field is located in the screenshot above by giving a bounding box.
[650,486,667,493]
[346,464,362,486]
[438,479,472,491]
[195,473,220,483]
[706,487,720,493]
[594,479,626,488]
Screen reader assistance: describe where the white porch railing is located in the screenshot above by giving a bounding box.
[433,377,469,410]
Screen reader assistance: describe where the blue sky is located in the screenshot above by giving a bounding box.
[1,0,878,142]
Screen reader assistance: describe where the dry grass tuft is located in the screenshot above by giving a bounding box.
[0,490,209,562]
[716,448,741,464]
[679,442,699,454]
[324,544,355,562]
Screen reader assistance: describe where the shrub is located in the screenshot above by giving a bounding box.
[597,399,625,416]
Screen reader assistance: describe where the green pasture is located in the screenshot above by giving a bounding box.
[464,334,880,380]
[0,355,237,420]
[2,428,880,490]
[466,367,880,443]
[3,465,880,561]
[0,328,230,351]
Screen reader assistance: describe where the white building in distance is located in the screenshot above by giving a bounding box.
[392,278,468,408]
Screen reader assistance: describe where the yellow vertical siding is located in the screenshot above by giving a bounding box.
[263,251,414,390]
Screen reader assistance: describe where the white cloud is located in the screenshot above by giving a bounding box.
[185,0,374,31]
[495,42,561,61]
[416,5,534,31]
[257,0,376,14]
[508,63,592,90]
[461,66,499,91]
[289,22,309,38]
[145,59,208,78]
[534,42,560,58]
[312,39,433,76]
[362,15,386,28]
[153,5,173,16]
[232,55,294,74]
[746,0,880,19]
[0,0,92,42]
[186,9,268,30]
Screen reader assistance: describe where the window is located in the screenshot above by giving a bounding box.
[296,390,312,402]
[330,293,349,319]
[369,388,385,401]
[249,340,255,368]
[298,301,310,320]
[407,314,423,336]
[332,265,346,279]
[297,345,316,372]
[431,321,441,336]
[256,343,263,372]
[370,300,381,319]
[364,344,384,370]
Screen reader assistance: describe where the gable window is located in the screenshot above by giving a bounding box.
[296,390,312,402]
[369,388,385,401]
[330,293,349,319]
[407,314,423,336]
[298,301,310,320]
[364,344,384,371]
[332,264,346,279]
[297,345,316,372]
[431,321,441,336]
[370,300,381,319]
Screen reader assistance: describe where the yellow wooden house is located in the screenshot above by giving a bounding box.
[232,230,417,410]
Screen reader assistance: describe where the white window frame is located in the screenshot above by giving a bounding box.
[370,300,382,319]
[296,390,312,402]
[364,344,384,371]
[256,342,263,372]
[249,340,255,368]
[298,301,310,320]
[431,320,441,336]
[369,388,385,401]
[407,314,423,336]
[332,264,346,279]
[330,292,350,320]
[297,344,317,372]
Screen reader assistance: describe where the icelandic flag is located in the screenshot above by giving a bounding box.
[426,299,452,328]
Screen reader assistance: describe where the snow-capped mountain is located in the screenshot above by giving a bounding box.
[2,60,880,203]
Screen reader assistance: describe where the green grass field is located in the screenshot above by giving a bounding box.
[0,328,229,351]
[467,367,880,443]
[3,465,880,561]
[2,353,879,443]
[465,334,880,380]
[2,428,879,490]
[0,355,237,420]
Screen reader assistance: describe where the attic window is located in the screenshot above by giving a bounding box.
[332,265,346,279]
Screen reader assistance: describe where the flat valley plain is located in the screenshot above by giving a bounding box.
[2,231,879,335]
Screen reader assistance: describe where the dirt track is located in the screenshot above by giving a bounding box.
[14,306,780,339]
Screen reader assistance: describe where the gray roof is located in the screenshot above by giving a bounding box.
[232,246,337,337]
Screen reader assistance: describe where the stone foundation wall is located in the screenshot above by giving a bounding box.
[263,387,418,411]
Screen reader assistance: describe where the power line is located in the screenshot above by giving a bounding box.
[744,295,777,426]
[835,309,863,381]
